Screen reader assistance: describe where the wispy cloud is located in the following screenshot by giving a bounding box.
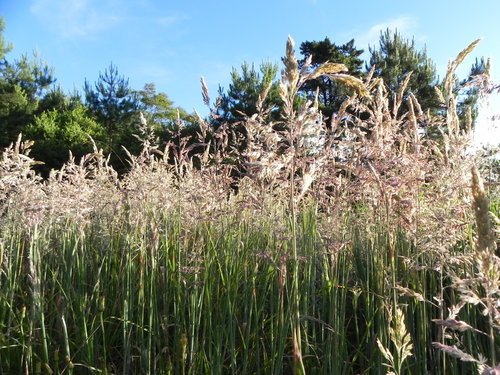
[30,0,124,39]
[136,62,174,84]
[155,15,181,27]
[355,16,418,49]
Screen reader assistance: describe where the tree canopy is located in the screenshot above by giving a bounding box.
[456,57,491,130]
[25,104,104,175]
[0,17,492,178]
[0,51,56,148]
[215,61,280,124]
[298,37,364,119]
[84,63,139,133]
[368,29,439,112]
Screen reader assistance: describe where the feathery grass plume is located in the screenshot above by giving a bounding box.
[327,73,370,97]
[432,318,486,335]
[256,79,273,112]
[442,39,481,136]
[434,166,499,371]
[432,342,480,363]
[283,35,299,88]
[408,92,424,149]
[393,72,413,118]
[409,92,423,118]
[444,39,482,91]
[279,36,300,119]
[482,364,500,375]
[0,135,46,226]
[471,166,500,366]
[407,94,419,147]
[130,112,162,165]
[471,166,496,253]
[0,134,42,195]
[377,307,413,375]
[434,85,446,105]
[200,75,210,107]
[309,62,348,79]
[447,94,461,136]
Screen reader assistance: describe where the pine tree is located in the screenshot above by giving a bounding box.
[84,63,140,168]
[368,29,439,113]
[0,18,56,147]
[457,57,490,130]
[298,37,364,119]
[216,61,280,124]
[84,63,139,134]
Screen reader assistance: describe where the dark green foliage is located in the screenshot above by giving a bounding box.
[2,53,55,101]
[37,86,79,114]
[369,29,439,113]
[25,104,104,175]
[299,37,365,119]
[0,80,37,146]
[84,63,139,132]
[0,18,12,63]
[457,57,490,129]
[84,63,141,171]
[213,62,281,179]
[216,61,281,124]
[0,19,58,149]
[0,51,56,148]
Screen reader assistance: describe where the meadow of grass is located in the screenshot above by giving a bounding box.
[0,37,498,374]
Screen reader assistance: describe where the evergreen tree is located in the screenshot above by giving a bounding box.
[2,52,55,102]
[210,62,281,182]
[368,29,439,113]
[0,18,12,63]
[0,80,37,147]
[84,63,140,169]
[0,19,56,148]
[37,86,80,114]
[298,37,364,119]
[84,63,139,133]
[457,57,490,129]
[216,61,280,124]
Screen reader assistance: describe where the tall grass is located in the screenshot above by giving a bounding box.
[1,38,498,374]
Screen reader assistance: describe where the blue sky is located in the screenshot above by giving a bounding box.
[1,0,500,121]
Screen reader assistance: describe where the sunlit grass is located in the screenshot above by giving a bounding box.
[1,37,498,374]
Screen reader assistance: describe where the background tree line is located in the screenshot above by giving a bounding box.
[0,17,489,176]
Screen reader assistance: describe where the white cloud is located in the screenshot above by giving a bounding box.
[156,16,178,26]
[355,16,418,49]
[30,0,124,39]
[136,62,174,83]
[155,14,188,27]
